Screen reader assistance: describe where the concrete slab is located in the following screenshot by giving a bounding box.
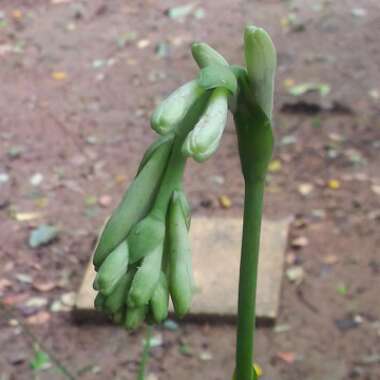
[74,216,290,323]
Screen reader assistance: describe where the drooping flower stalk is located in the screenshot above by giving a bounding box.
[91,25,276,380]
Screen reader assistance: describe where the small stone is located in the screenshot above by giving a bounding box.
[276,351,296,364]
[371,185,380,195]
[369,89,379,100]
[98,195,112,207]
[29,224,59,248]
[199,351,213,361]
[273,324,292,333]
[0,172,10,184]
[291,236,309,248]
[30,173,44,186]
[298,183,314,196]
[351,8,367,17]
[163,319,178,331]
[310,209,326,220]
[335,317,359,331]
[15,274,33,284]
[210,175,225,185]
[24,297,48,309]
[61,292,76,307]
[286,266,304,284]
[137,39,150,49]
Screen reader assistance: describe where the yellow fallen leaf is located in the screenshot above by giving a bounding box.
[52,71,67,80]
[254,363,262,377]
[232,363,262,380]
[219,195,232,209]
[268,159,282,172]
[328,179,341,190]
[14,212,42,222]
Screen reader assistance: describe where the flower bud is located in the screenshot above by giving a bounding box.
[127,214,165,264]
[182,87,228,162]
[244,25,277,119]
[191,42,228,68]
[151,80,205,135]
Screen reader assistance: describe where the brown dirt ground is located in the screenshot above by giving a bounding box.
[1,1,380,379]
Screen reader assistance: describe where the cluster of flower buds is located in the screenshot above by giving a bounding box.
[91,26,276,329]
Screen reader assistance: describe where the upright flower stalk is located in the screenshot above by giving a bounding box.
[91,25,276,380]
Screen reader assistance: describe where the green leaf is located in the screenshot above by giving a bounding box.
[30,349,50,371]
[288,82,331,97]
[197,64,237,94]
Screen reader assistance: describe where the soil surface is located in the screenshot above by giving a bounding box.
[1,1,380,380]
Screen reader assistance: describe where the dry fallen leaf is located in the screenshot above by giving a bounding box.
[2,293,28,305]
[14,212,42,222]
[25,311,51,325]
[32,281,56,292]
[323,255,339,265]
[51,71,67,81]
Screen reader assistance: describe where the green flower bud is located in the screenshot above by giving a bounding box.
[124,306,147,330]
[182,87,228,162]
[93,135,173,270]
[127,214,165,264]
[127,244,163,308]
[244,25,277,119]
[150,272,169,323]
[191,42,228,68]
[151,80,205,135]
[96,240,129,296]
[168,191,194,318]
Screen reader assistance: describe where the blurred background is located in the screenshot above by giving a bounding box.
[0,1,379,379]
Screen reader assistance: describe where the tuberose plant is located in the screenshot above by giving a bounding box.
[91,25,276,380]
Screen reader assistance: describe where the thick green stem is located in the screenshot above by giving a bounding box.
[235,179,265,380]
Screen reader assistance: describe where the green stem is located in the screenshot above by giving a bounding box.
[137,325,153,380]
[235,179,265,380]
[152,93,210,216]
